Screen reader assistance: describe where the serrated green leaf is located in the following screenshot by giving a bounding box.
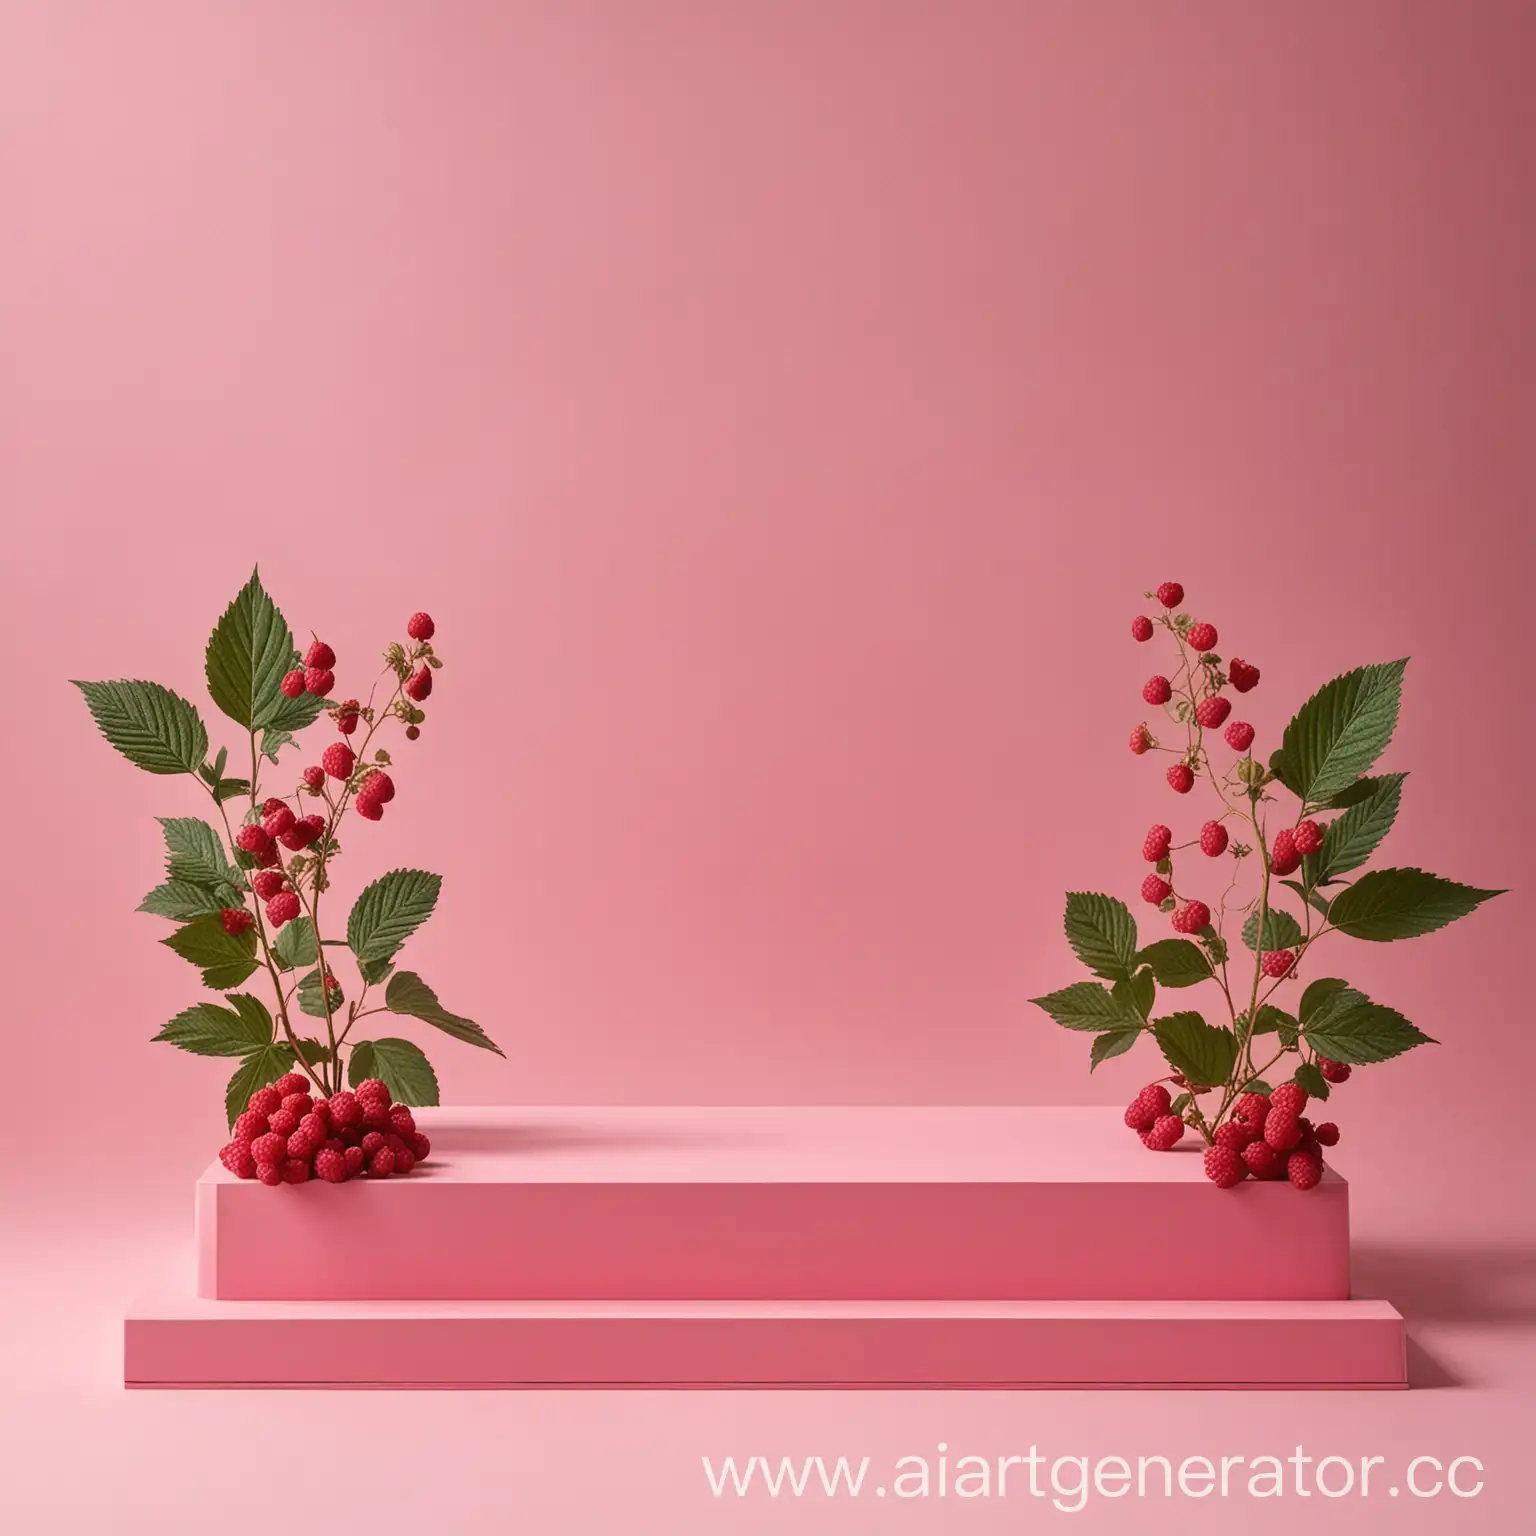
[153,993,272,1057]
[74,679,208,776]
[1299,976,1349,1022]
[1112,968,1155,1022]
[1316,773,1405,881]
[1029,981,1145,1032]
[161,914,260,989]
[1327,868,1503,941]
[1281,879,1332,918]
[385,971,504,1054]
[213,777,252,803]
[358,956,395,985]
[159,817,241,892]
[272,917,319,971]
[1325,776,1388,810]
[225,1043,297,1129]
[1252,1005,1300,1048]
[1136,938,1212,988]
[294,1037,332,1064]
[204,568,303,732]
[1238,1077,1273,1095]
[1269,659,1407,806]
[1302,986,1436,1063]
[137,880,225,921]
[297,966,342,1019]
[260,728,295,761]
[1152,1011,1238,1087]
[1063,892,1138,982]
[346,869,441,962]
[1292,1060,1330,1101]
[1241,905,1305,952]
[1089,1028,1140,1070]
[348,1037,439,1106]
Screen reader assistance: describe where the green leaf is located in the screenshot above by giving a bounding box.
[203,568,303,732]
[358,956,395,985]
[1316,773,1405,881]
[1241,906,1305,952]
[1252,1005,1300,1049]
[159,817,241,894]
[137,880,225,921]
[153,994,272,1057]
[297,967,342,1019]
[1326,776,1390,810]
[1292,1060,1331,1101]
[294,1037,332,1065]
[385,971,505,1054]
[1281,879,1332,918]
[1063,892,1138,982]
[272,917,319,971]
[1111,968,1155,1022]
[1136,938,1212,988]
[1269,659,1407,806]
[161,914,260,989]
[1152,1011,1239,1088]
[1237,1076,1272,1095]
[1303,986,1436,1063]
[1299,977,1350,1022]
[1327,868,1503,942]
[225,1043,296,1129]
[346,869,442,962]
[1029,981,1144,1032]
[348,1037,439,1106]
[213,777,252,803]
[1089,1028,1140,1070]
[260,728,295,762]
[74,679,208,776]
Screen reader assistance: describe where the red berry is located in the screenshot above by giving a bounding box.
[1171,900,1210,934]
[281,1092,314,1119]
[1155,582,1184,609]
[220,907,254,936]
[1141,874,1172,905]
[303,765,325,791]
[274,1072,309,1097]
[405,725,421,740]
[267,1107,298,1138]
[266,890,301,927]
[407,612,436,641]
[1186,622,1218,653]
[286,1130,318,1162]
[1143,675,1172,705]
[1234,1091,1270,1125]
[1124,1083,1172,1131]
[1203,1144,1246,1187]
[355,1078,390,1107]
[258,1164,283,1186]
[327,1090,362,1128]
[263,803,296,839]
[1314,1122,1340,1146]
[1140,1114,1185,1151]
[1263,1107,1302,1151]
[235,823,273,855]
[1261,949,1296,979]
[358,771,394,804]
[367,1146,396,1178]
[299,1113,327,1142]
[250,1131,287,1167]
[280,669,306,699]
[322,742,355,780]
[1269,828,1300,876]
[1167,764,1194,793]
[343,1145,366,1177]
[281,1158,312,1184]
[1194,696,1231,729]
[314,1147,348,1183]
[356,795,384,821]
[1214,1119,1256,1151]
[404,665,433,701]
[1224,720,1255,752]
[1131,615,1154,642]
[251,870,286,901]
[1287,1151,1323,1190]
[1199,821,1229,857]
[361,1131,385,1157]
[1270,1082,1308,1117]
[254,845,281,868]
[1293,819,1325,856]
[411,1132,431,1162]
[279,813,324,851]
[336,699,361,735]
[261,797,286,816]
[304,666,334,697]
[1228,658,1260,693]
[219,1140,257,1178]
[1318,1057,1352,1084]
[1128,725,1152,755]
[248,1085,283,1118]
[387,1106,416,1136]
[362,1100,392,1131]
[1242,1140,1285,1180]
[1142,824,1172,862]
[394,1147,417,1176]
[305,640,336,671]
[233,1109,267,1143]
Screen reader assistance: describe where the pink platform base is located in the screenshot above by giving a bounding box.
[125,1285,1407,1389]
[197,1106,1351,1302]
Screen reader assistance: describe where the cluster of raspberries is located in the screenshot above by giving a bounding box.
[218,1072,432,1185]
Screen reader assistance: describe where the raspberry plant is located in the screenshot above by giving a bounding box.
[76,571,502,1126]
[1031,583,1502,1185]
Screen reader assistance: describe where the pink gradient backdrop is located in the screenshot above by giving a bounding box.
[2,1,1534,1532]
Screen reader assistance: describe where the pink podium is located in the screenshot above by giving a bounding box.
[125,1106,1405,1389]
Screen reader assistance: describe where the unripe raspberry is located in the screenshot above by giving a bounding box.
[1155,582,1184,609]
[303,765,325,791]
[1141,874,1172,905]
[1199,821,1228,857]
[404,665,433,701]
[407,612,436,641]
[355,1078,390,1107]
[235,823,273,855]
[1234,1091,1271,1125]
[336,699,361,735]
[248,1085,283,1118]
[304,666,335,696]
[1318,1057,1352,1083]
[1129,725,1152,755]
[1228,658,1261,693]
[1141,1115,1185,1151]
[1194,696,1231,729]
[263,803,296,839]
[321,742,354,780]
[1314,1122,1340,1146]
[305,640,336,671]
[1167,764,1194,793]
[1270,1082,1308,1116]
[1131,615,1154,642]
[1293,819,1325,856]
[411,1132,431,1162]
[343,1145,366,1177]
[219,907,254,937]
[1214,1119,1257,1151]
[1143,675,1172,705]
[405,725,421,740]
[251,870,286,901]
[250,1131,287,1167]
[1142,824,1172,862]
[1263,1107,1302,1151]
[1261,949,1296,978]
[327,1090,363,1128]
[1242,1139,1285,1180]
[1171,900,1210,934]
[314,1147,348,1183]
[258,1164,283,1186]
[280,669,306,698]
[367,1146,396,1178]
[281,1092,314,1119]
[1270,828,1301,876]
[1287,1151,1323,1190]
[1203,1144,1246,1187]
[233,1109,267,1143]
[1124,1083,1172,1131]
[266,890,301,927]
[360,1131,386,1157]
[1224,720,1255,752]
[1186,622,1218,653]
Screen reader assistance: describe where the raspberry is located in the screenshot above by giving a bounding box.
[1142,824,1172,862]
[407,612,436,641]
[327,1090,362,1128]
[305,640,336,671]
[356,795,384,820]
[1171,900,1210,934]
[1131,615,1154,642]
[394,1147,417,1176]
[337,699,361,735]
[367,1146,396,1178]
[305,666,335,696]
[261,797,287,816]
[279,814,323,850]
[1314,1122,1340,1146]
[1234,1092,1271,1124]
[1141,874,1172,905]
[1287,1151,1323,1190]
[233,1109,267,1143]
[280,1158,311,1184]
[1155,582,1184,609]
[1213,1120,1256,1151]
[255,845,281,868]
[411,1132,431,1161]
[360,1131,386,1157]
[299,1112,327,1142]
[280,669,306,698]
[1270,1082,1307,1116]
[388,1106,416,1136]
[1186,622,1218,653]
[250,1131,287,1167]
[360,772,395,804]
[1143,675,1172,705]
[385,1132,408,1156]
[1124,1083,1172,1131]
[1228,658,1260,693]
[1270,828,1300,876]
[235,823,273,855]
[220,1140,257,1178]
[1263,1107,1302,1151]
[1224,720,1255,752]
[1318,1057,1352,1083]
[275,1072,309,1097]
[220,907,254,937]
[322,1136,343,1154]
[1199,821,1228,857]
[362,1100,392,1131]
[1203,1145,1246,1188]
[266,890,301,927]
[263,803,296,839]
[1261,949,1296,978]
[314,1147,348,1183]
[344,1145,366,1176]
[258,1164,283,1186]
[322,742,355,780]
[267,1107,299,1138]
[1129,725,1152,754]
[1293,819,1325,856]
[281,1092,314,1119]
[1167,764,1194,793]
[1242,1140,1285,1180]
[1194,696,1231,729]
[286,1130,318,1161]
[1141,1114,1185,1151]
[355,1078,390,1107]
[303,765,325,791]
[405,725,421,740]
[248,1085,283,1118]
[404,665,433,701]
[251,870,286,901]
